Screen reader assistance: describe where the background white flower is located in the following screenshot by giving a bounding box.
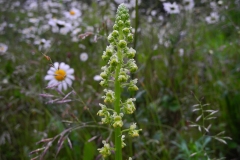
[183,0,194,11]
[80,52,88,62]
[205,12,219,24]
[0,43,8,53]
[163,2,180,14]
[64,8,81,20]
[34,38,51,50]
[44,62,75,91]
[48,19,72,34]
[93,75,102,81]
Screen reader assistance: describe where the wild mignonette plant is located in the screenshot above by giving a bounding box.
[97,3,141,160]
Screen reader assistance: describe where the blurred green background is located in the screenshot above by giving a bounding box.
[0,0,240,159]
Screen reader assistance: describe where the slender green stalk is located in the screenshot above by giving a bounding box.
[114,31,123,160]
[133,0,139,49]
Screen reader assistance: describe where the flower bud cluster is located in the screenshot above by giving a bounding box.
[98,141,114,158]
[97,104,112,124]
[102,89,115,103]
[123,98,136,114]
[128,123,142,137]
[98,4,141,158]
[112,112,124,128]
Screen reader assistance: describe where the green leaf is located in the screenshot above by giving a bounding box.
[83,133,97,160]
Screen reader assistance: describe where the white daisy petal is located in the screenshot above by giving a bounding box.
[45,75,54,80]
[50,67,56,72]
[59,62,65,69]
[54,62,59,69]
[47,69,55,75]
[65,77,72,86]
[58,83,63,91]
[67,74,75,80]
[62,64,70,70]
[62,81,67,91]
[66,68,74,74]
[48,79,58,86]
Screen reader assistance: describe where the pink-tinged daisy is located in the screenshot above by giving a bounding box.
[163,2,180,14]
[45,62,75,91]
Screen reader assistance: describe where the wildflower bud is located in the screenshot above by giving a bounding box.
[127,48,136,58]
[116,16,121,21]
[128,85,138,91]
[97,110,104,117]
[104,97,112,103]
[100,71,108,79]
[122,28,130,35]
[100,79,108,87]
[118,75,127,82]
[129,63,138,73]
[113,115,123,128]
[106,45,114,56]
[123,98,136,114]
[125,20,131,27]
[97,104,106,116]
[121,135,126,148]
[128,79,138,91]
[113,24,119,30]
[117,20,124,27]
[122,13,129,21]
[109,55,118,66]
[101,112,112,124]
[130,123,137,130]
[118,40,127,48]
[108,34,115,43]
[127,33,133,42]
[128,123,142,137]
[122,9,128,15]
[130,130,140,137]
[102,51,110,61]
[112,30,119,38]
[101,66,107,70]
[98,141,112,158]
[103,90,115,103]
[118,69,128,82]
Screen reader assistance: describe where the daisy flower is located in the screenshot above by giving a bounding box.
[205,12,219,24]
[48,19,72,34]
[64,8,81,20]
[0,43,8,53]
[163,2,180,14]
[34,38,51,50]
[183,0,194,11]
[45,62,75,91]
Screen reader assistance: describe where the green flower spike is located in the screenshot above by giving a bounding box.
[97,4,141,160]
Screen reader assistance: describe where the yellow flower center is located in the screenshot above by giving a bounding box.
[70,10,76,15]
[55,69,66,81]
[0,47,3,51]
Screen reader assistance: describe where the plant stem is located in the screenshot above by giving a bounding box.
[133,0,139,49]
[114,31,123,160]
